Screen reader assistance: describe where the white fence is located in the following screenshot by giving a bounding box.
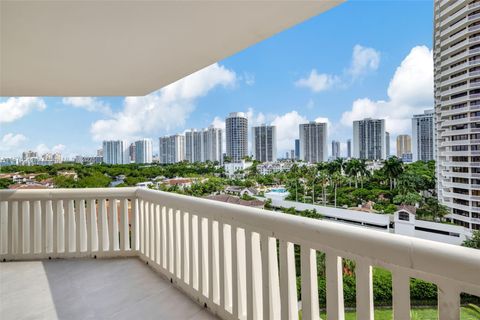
[1,188,480,320]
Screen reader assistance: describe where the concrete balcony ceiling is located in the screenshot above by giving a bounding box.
[0,0,344,97]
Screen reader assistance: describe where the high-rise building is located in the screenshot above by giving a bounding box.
[353,118,387,160]
[299,121,328,163]
[396,135,412,158]
[290,149,295,160]
[203,126,223,164]
[129,143,136,163]
[434,1,480,230]
[386,132,390,158]
[226,112,248,162]
[252,125,277,162]
[185,129,203,163]
[295,139,300,160]
[22,150,37,160]
[331,140,340,159]
[185,126,223,163]
[97,148,103,157]
[135,139,153,164]
[159,135,185,164]
[412,109,435,161]
[102,140,129,164]
[347,139,352,158]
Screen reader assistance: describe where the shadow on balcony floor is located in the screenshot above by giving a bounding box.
[0,258,217,320]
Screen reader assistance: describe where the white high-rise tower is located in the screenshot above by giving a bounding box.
[434,0,480,230]
[102,140,129,164]
[135,139,153,164]
[252,125,277,162]
[226,112,248,162]
[352,118,387,160]
[299,121,328,163]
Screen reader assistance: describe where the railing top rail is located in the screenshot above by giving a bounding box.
[1,187,479,290]
[138,188,480,289]
[0,187,137,201]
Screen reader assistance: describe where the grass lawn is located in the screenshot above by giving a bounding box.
[307,307,478,319]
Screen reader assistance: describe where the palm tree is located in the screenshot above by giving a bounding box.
[334,157,346,175]
[358,160,370,189]
[383,156,404,190]
[345,159,361,188]
[331,172,343,208]
[318,170,329,205]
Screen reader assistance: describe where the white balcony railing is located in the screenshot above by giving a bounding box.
[1,188,480,320]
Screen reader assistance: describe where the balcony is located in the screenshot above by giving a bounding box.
[1,188,480,320]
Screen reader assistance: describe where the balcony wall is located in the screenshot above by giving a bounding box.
[1,187,480,320]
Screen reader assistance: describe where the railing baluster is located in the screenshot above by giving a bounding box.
[261,234,272,320]
[301,247,319,320]
[19,201,26,254]
[131,198,138,251]
[198,215,204,295]
[119,199,127,251]
[86,199,92,253]
[173,208,178,277]
[166,207,171,273]
[154,204,160,265]
[219,221,225,310]
[29,201,35,254]
[230,224,240,319]
[355,259,374,320]
[65,199,74,253]
[326,252,344,320]
[161,206,167,270]
[189,213,197,288]
[208,218,214,303]
[53,200,60,254]
[98,199,107,252]
[180,210,186,282]
[144,201,150,259]
[139,199,144,255]
[150,202,155,261]
[438,284,460,320]
[245,229,253,319]
[76,200,83,253]
[280,240,298,320]
[112,199,120,252]
[7,201,15,255]
[40,201,47,254]
[392,270,411,320]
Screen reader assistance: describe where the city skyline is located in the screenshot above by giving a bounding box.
[0,1,433,159]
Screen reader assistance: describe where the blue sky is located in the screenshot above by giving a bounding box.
[0,0,434,159]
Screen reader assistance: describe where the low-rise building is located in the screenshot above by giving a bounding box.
[223,160,252,178]
[224,186,258,197]
[257,161,293,175]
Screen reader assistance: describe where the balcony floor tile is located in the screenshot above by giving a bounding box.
[0,258,218,320]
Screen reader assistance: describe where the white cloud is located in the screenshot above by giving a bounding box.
[91,63,236,141]
[243,72,255,86]
[295,70,339,92]
[246,107,267,127]
[34,143,66,155]
[211,116,225,130]
[62,97,112,115]
[0,133,27,152]
[341,45,433,136]
[348,45,380,78]
[295,45,380,93]
[271,111,308,153]
[0,97,46,123]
